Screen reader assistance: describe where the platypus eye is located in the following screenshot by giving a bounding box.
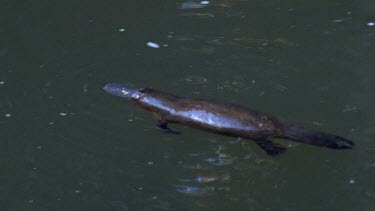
[133,92,141,99]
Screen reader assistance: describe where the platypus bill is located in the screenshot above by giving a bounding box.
[103,83,354,156]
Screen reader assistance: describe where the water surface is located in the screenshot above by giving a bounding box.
[1,0,375,210]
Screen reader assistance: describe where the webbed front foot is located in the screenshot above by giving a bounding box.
[156,122,181,134]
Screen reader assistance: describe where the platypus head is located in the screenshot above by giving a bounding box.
[103,83,140,99]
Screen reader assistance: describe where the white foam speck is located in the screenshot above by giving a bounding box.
[118,28,126,32]
[367,22,375,26]
[5,113,11,117]
[201,1,210,5]
[59,112,67,116]
[147,42,160,48]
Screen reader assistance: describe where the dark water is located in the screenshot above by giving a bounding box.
[1,0,375,210]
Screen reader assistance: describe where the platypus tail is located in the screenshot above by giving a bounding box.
[279,124,354,149]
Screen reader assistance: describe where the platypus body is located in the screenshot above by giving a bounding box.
[104,83,354,156]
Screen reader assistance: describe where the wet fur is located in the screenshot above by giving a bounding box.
[107,85,354,156]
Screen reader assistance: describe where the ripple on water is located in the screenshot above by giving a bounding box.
[174,144,234,197]
[175,185,215,196]
[179,173,230,184]
[184,75,209,85]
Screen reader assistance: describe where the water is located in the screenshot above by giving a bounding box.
[1,0,374,210]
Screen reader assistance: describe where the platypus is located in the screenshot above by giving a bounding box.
[103,83,354,156]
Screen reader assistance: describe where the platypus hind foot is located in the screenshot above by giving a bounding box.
[256,140,287,156]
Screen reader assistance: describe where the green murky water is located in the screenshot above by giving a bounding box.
[1,0,375,210]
